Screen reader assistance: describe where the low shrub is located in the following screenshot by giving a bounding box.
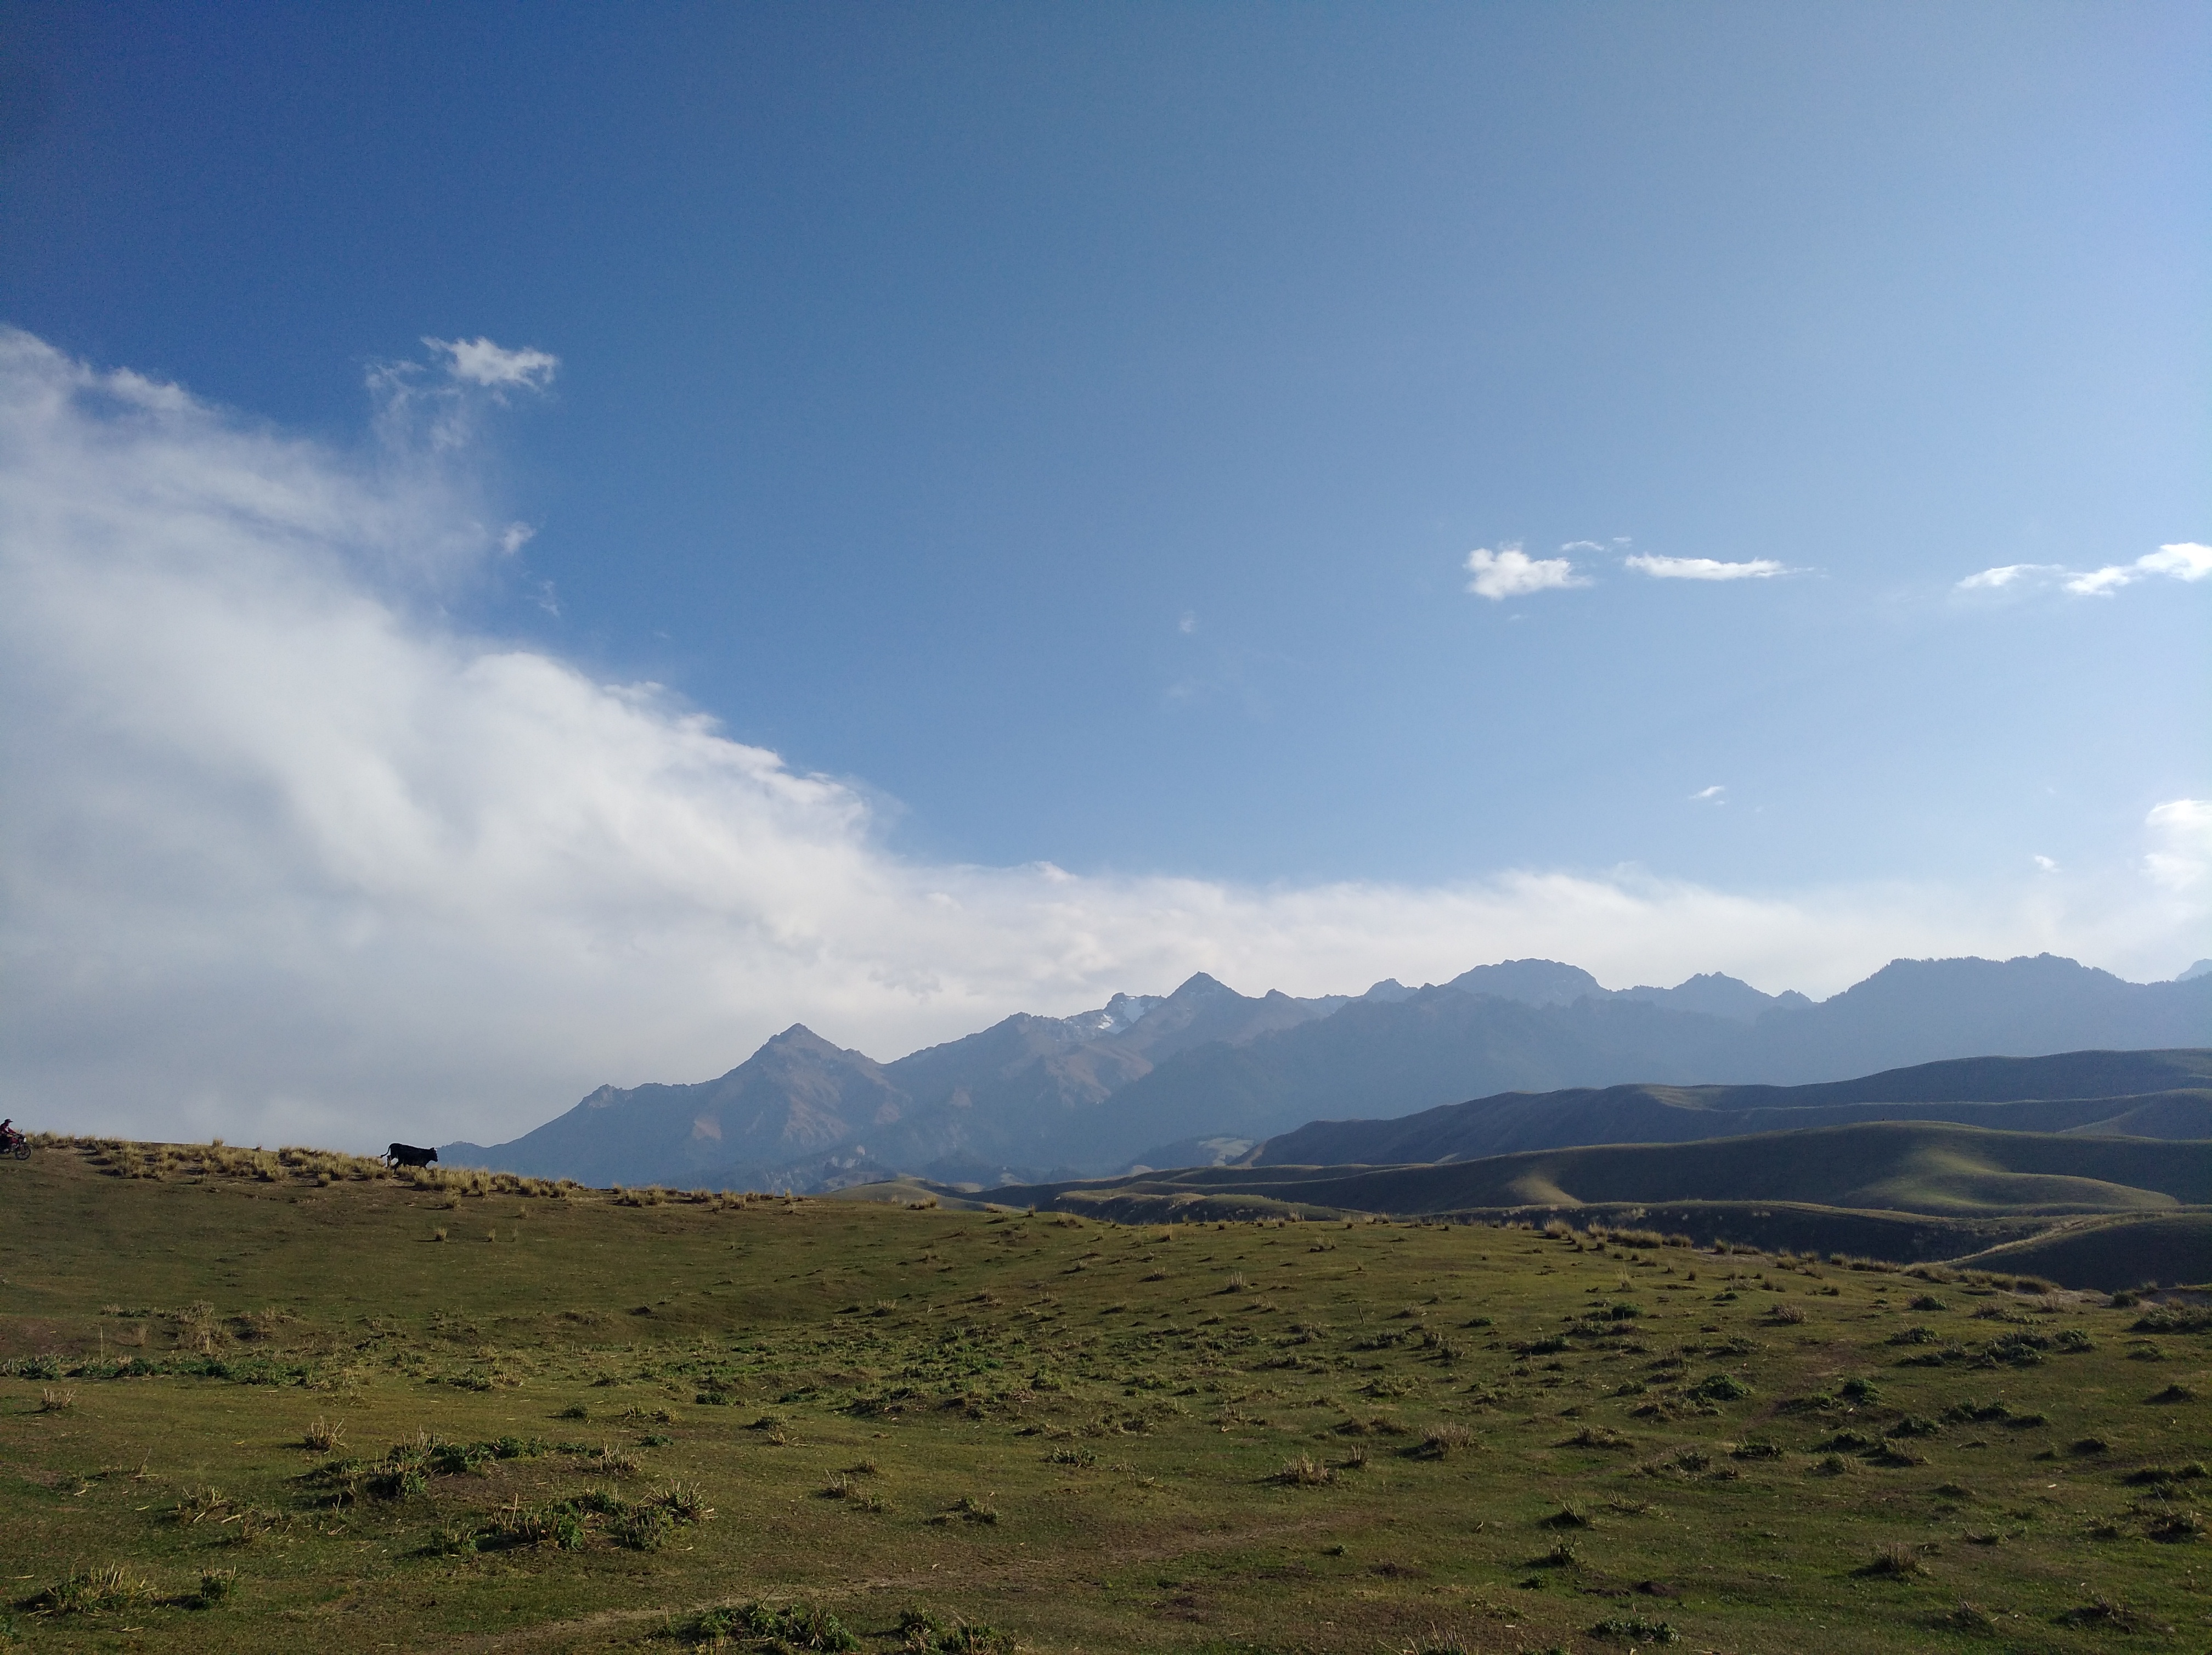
[1589,1615,1679,1644]
[896,1608,1017,1653]
[688,1601,861,1651]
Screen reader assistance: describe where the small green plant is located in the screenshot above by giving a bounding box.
[691,1601,861,1651]
[897,1608,1017,1653]
[1589,1615,1678,1644]
[190,1569,239,1608]
[930,1494,1001,1524]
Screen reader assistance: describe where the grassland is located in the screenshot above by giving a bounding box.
[1,1137,2207,1654]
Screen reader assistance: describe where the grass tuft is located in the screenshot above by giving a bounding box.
[1857,1543,1926,1578]
[20,1563,154,1615]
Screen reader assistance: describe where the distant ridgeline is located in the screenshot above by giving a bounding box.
[443,953,2212,1196]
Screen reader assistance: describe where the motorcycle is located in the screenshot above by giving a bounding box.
[0,1128,27,1161]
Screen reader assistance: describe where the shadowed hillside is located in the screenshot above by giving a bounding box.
[1254,1049,2212,1167]
[1948,1212,2212,1290]
[997,1123,2212,1221]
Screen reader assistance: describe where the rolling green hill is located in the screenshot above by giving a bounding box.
[1,1135,2207,1653]
[1252,1049,2212,1168]
[949,1122,2212,1289]
[1012,1122,2212,1218]
[1948,1212,2212,1290]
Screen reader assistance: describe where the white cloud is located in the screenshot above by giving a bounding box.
[1626,553,1786,581]
[426,336,560,393]
[1465,543,1586,601]
[1956,563,2057,591]
[1690,785,1725,802]
[2033,855,2058,874]
[2145,798,2212,891]
[2,327,2202,1152]
[2066,542,2212,597]
[1957,544,2211,598]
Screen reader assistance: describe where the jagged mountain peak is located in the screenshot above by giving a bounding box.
[758,1022,850,1054]
[1167,971,1235,999]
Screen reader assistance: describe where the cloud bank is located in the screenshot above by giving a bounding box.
[2146,799,2212,891]
[2,329,2201,1152]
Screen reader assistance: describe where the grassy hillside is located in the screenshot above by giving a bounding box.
[1253,1049,2212,1169]
[1,1136,2207,1654]
[1949,1215,2212,1292]
[1011,1123,2212,1220]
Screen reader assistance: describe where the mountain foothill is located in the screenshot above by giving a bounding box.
[444,953,2212,1196]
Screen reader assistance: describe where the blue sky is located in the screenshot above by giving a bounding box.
[1,3,2207,1144]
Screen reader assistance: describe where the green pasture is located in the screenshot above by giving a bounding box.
[0,1139,2205,1653]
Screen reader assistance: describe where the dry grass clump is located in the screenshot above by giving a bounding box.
[1417,1422,1475,1457]
[22,1562,156,1615]
[1272,1455,1336,1486]
[172,1485,231,1525]
[928,1495,1000,1524]
[302,1416,346,1451]
[1857,1542,1926,1577]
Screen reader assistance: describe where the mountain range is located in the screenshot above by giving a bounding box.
[443,953,2212,1191]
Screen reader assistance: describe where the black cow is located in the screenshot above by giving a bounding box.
[386,1142,439,1169]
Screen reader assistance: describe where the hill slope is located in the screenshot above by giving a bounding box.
[7,1135,2207,1650]
[1254,1049,2212,1167]
[1002,1122,2212,1222]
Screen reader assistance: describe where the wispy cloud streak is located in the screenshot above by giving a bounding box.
[1626,553,1788,581]
[1957,544,2211,598]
